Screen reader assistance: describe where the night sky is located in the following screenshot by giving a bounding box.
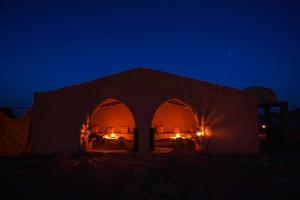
[1,0,300,109]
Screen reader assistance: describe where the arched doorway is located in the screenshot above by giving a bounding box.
[151,99,200,153]
[82,99,136,152]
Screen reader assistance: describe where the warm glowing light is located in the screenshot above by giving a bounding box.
[169,133,185,139]
[196,130,204,136]
[261,124,267,129]
[103,133,118,139]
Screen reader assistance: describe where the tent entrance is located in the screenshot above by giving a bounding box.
[81,99,136,153]
[151,99,200,153]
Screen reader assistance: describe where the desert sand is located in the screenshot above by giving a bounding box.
[0,149,299,200]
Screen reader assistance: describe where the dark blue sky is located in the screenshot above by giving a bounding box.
[1,0,300,109]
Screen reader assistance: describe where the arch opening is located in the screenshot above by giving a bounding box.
[81,98,136,153]
[151,99,201,153]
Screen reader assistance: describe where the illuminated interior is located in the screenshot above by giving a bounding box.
[82,99,135,152]
[152,99,200,152]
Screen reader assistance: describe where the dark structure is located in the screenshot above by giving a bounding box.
[31,68,258,154]
[245,86,288,146]
[0,107,13,118]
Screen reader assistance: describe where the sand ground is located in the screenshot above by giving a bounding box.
[0,148,299,200]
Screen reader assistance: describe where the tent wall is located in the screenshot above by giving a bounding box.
[152,100,197,133]
[0,111,31,156]
[91,100,135,133]
[31,69,258,154]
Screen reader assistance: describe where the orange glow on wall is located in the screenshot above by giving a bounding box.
[91,99,135,134]
[199,125,213,138]
[79,115,91,150]
[152,99,197,133]
[80,99,136,152]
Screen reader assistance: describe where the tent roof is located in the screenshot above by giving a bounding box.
[35,67,246,95]
[244,86,278,104]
